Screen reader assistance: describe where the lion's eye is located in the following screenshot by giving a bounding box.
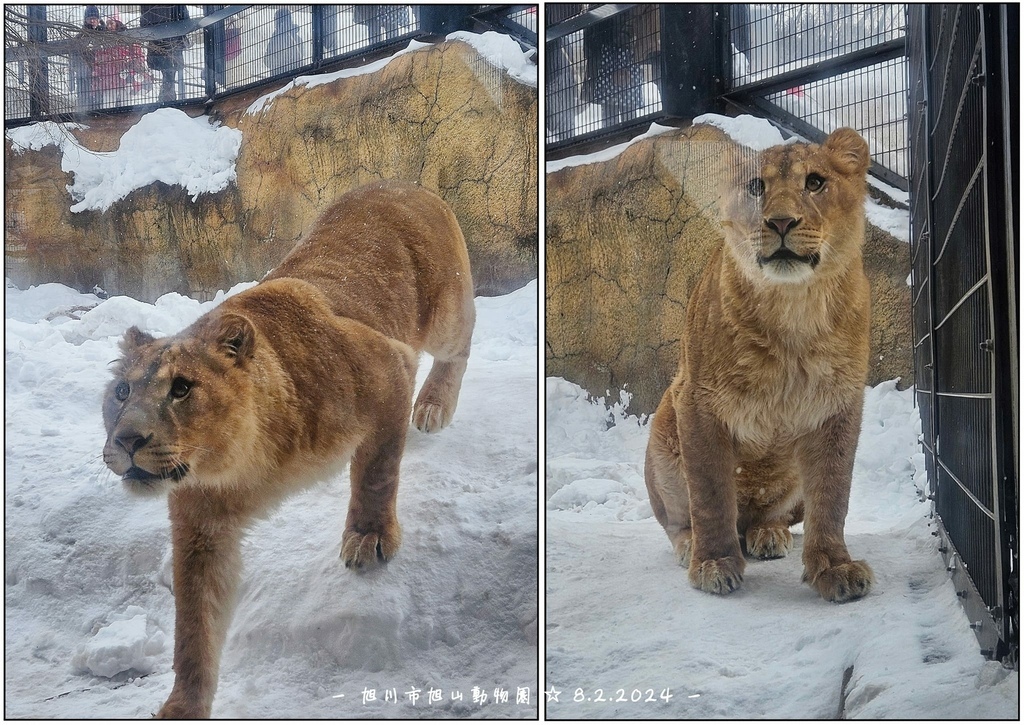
[114,381,130,401]
[170,377,193,400]
[746,178,765,198]
[805,173,826,192]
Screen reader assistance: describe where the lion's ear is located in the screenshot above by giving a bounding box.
[210,313,255,364]
[824,127,870,176]
[120,326,155,354]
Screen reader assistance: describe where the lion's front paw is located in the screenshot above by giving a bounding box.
[803,559,873,602]
[745,525,794,560]
[689,555,745,594]
[341,522,402,569]
[412,400,451,433]
[154,693,207,719]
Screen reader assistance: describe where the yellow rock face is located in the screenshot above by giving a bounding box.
[546,124,913,415]
[4,40,538,302]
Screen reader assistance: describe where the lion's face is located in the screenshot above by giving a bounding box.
[102,316,259,495]
[719,128,870,285]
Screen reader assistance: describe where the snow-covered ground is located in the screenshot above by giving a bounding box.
[4,279,538,718]
[545,378,1017,719]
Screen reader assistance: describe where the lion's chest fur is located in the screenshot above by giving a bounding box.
[689,263,869,459]
[710,340,847,456]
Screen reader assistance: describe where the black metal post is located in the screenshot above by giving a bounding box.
[27,5,50,117]
[419,5,475,36]
[311,4,323,69]
[204,5,220,101]
[659,4,724,119]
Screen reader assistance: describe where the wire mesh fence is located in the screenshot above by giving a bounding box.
[545,4,909,190]
[5,4,208,118]
[731,3,904,77]
[545,4,663,146]
[908,3,1017,664]
[5,5,537,124]
[726,3,909,189]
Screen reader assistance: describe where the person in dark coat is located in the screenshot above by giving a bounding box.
[263,7,303,73]
[139,4,190,102]
[72,5,105,110]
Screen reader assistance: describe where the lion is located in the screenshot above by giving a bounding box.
[101,180,475,718]
[644,127,874,603]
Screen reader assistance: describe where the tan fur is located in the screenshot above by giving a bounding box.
[644,129,874,603]
[101,181,475,718]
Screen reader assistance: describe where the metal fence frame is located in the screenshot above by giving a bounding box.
[722,3,910,191]
[544,4,909,192]
[544,4,724,151]
[4,4,536,125]
[908,2,1018,666]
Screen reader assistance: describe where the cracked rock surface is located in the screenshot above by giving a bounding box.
[4,40,537,302]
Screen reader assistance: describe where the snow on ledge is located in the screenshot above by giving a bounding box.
[446,30,537,87]
[6,121,88,153]
[6,109,241,214]
[545,122,677,174]
[245,39,431,115]
[247,31,535,116]
[692,112,795,150]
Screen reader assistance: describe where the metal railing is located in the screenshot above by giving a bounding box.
[908,3,1018,666]
[545,4,722,150]
[544,4,909,191]
[723,3,909,190]
[545,4,663,146]
[4,4,536,124]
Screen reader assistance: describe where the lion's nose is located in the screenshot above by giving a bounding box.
[766,217,800,237]
[115,432,151,455]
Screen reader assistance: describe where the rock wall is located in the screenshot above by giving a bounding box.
[546,124,914,416]
[4,39,538,301]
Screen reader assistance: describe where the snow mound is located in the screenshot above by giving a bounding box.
[3,280,103,323]
[6,121,87,153]
[6,109,242,213]
[72,607,167,678]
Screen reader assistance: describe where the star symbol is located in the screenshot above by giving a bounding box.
[544,687,561,702]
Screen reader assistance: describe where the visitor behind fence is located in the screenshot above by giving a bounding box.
[581,7,659,128]
[140,4,190,103]
[547,35,576,144]
[264,7,303,74]
[353,5,413,44]
[93,14,146,106]
[73,5,105,111]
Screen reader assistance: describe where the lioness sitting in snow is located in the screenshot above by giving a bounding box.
[644,128,874,603]
[102,181,475,718]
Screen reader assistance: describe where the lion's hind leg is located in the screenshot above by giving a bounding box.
[736,454,800,560]
[645,391,693,566]
[744,522,794,560]
[413,294,475,434]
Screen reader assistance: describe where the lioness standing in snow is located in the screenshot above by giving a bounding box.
[645,128,873,603]
[102,181,475,718]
